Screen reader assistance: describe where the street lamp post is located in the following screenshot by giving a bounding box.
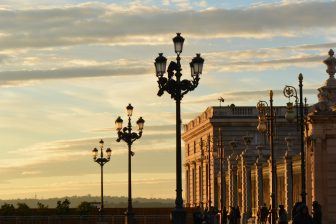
[154,33,204,224]
[115,104,145,224]
[92,139,112,219]
[283,73,307,204]
[256,91,277,224]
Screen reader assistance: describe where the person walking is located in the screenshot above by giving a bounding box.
[293,204,313,224]
[228,206,235,224]
[221,206,228,224]
[312,201,322,224]
[203,207,209,224]
[235,206,241,224]
[209,206,215,224]
[292,202,302,221]
[277,205,288,224]
[194,206,203,224]
[260,204,268,224]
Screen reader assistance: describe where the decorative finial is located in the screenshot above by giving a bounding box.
[323,49,336,79]
[299,73,303,81]
[329,49,334,57]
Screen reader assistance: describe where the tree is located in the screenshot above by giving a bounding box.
[0,203,15,216]
[37,202,48,209]
[56,199,71,215]
[78,201,93,215]
[16,203,30,216]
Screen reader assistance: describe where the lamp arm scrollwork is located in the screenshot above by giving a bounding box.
[283,85,298,101]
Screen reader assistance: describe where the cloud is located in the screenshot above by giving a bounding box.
[202,42,335,73]
[2,130,176,169]
[0,64,151,86]
[0,44,331,87]
[214,55,325,73]
[184,88,319,104]
[0,1,336,49]
[0,53,10,63]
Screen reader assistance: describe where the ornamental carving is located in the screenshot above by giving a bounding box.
[313,49,336,113]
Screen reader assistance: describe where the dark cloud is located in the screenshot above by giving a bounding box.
[0,1,336,49]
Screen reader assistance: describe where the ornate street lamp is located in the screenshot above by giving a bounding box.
[283,73,308,205]
[256,91,277,224]
[115,104,144,224]
[154,33,204,224]
[91,139,112,219]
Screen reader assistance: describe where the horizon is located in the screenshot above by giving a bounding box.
[0,0,334,200]
[0,195,175,209]
[0,195,175,201]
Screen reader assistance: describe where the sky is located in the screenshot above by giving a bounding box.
[0,0,335,200]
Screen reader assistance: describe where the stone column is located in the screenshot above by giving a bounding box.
[255,145,264,209]
[284,137,293,219]
[192,161,196,206]
[228,157,238,208]
[228,140,238,208]
[241,160,247,215]
[241,136,254,223]
[196,159,203,207]
[204,161,209,207]
[234,161,239,208]
[245,165,252,218]
[221,161,227,211]
[184,163,190,207]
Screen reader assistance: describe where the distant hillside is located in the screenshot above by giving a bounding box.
[0,195,174,208]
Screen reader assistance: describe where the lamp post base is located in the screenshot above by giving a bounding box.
[125,210,135,224]
[171,208,186,224]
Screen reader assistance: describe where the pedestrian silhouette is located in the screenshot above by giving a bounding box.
[278,205,288,224]
[260,203,268,224]
[221,206,227,224]
[293,204,313,224]
[312,201,322,224]
[194,206,203,224]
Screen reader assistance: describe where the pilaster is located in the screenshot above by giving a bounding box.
[228,140,238,208]
[255,145,265,210]
[240,136,254,223]
[196,158,204,207]
[184,163,190,207]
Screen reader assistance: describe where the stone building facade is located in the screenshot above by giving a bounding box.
[182,50,336,223]
[182,106,301,218]
[305,49,336,224]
